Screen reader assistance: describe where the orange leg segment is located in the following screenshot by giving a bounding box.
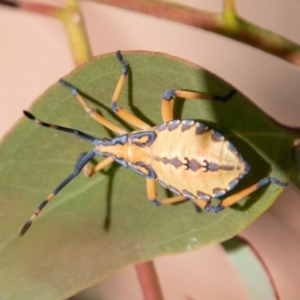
[60,52,150,131]
[161,89,236,122]
[147,177,287,213]
[110,52,150,130]
[204,177,287,213]
[146,178,186,206]
[83,156,114,177]
[59,79,126,135]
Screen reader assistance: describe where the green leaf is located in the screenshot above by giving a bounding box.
[0,52,294,299]
[290,144,300,190]
[222,237,279,300]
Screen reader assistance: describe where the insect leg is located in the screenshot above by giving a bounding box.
[83,156,114,177]
[19,150,96,236]
[59,79,126,135]
[205,176,287,213]
[146,178,186,206]
[161,89,236,122]
[110,51,150,129]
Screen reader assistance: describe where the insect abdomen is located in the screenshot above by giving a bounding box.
[150,120,249,199]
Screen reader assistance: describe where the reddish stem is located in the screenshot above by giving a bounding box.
[18,2,59,16]
[135,261,164,300]
[0,0,59,16]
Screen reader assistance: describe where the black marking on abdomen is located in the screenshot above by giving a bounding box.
[161,157,169,164]
[157,179,168,189]
[203,160,234,172]
[155,123,167,132]
[171,158,183,168]
[96,134,128,146]
[195,122,209,135]
[181,120,195,132]
[161,157,182,169]
[211,130,224,142]
[113,156,128,168]
[212,188,226,197]
[227,141,238,154]
[96,150,128,168]
[183,158,201,171]
[168,120,181,131]
[168,185,181,195]
[228,179,239,190]
[129,161,157,179]
[130,131,156,147]
[182,189,196,199]
[197,191,211,201]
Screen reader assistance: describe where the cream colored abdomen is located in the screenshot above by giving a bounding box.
[148,120,248,199]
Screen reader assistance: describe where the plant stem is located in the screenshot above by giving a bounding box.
[135,261,164,300]
[92,0,300,67]
[57,0,92,66]
[0,0,92,66]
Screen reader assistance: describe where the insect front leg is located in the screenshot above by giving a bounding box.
[60,52,150,131]
[20,150,97,236]
[161,89,236,122]
[110,51,150,130]
[59,80,126,135]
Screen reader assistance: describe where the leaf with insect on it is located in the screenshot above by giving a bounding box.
[0,52,296,299]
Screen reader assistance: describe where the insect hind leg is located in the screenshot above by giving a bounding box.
[204,176,287,213]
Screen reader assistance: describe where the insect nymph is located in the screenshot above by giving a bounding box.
[20,51,286,236]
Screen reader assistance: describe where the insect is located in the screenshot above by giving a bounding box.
[20,51,287,236]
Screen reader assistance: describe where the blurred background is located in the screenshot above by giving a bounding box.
[1,0,300,299]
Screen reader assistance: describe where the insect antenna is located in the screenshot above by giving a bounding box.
[23,110,99,145]
[20,111,100,236]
